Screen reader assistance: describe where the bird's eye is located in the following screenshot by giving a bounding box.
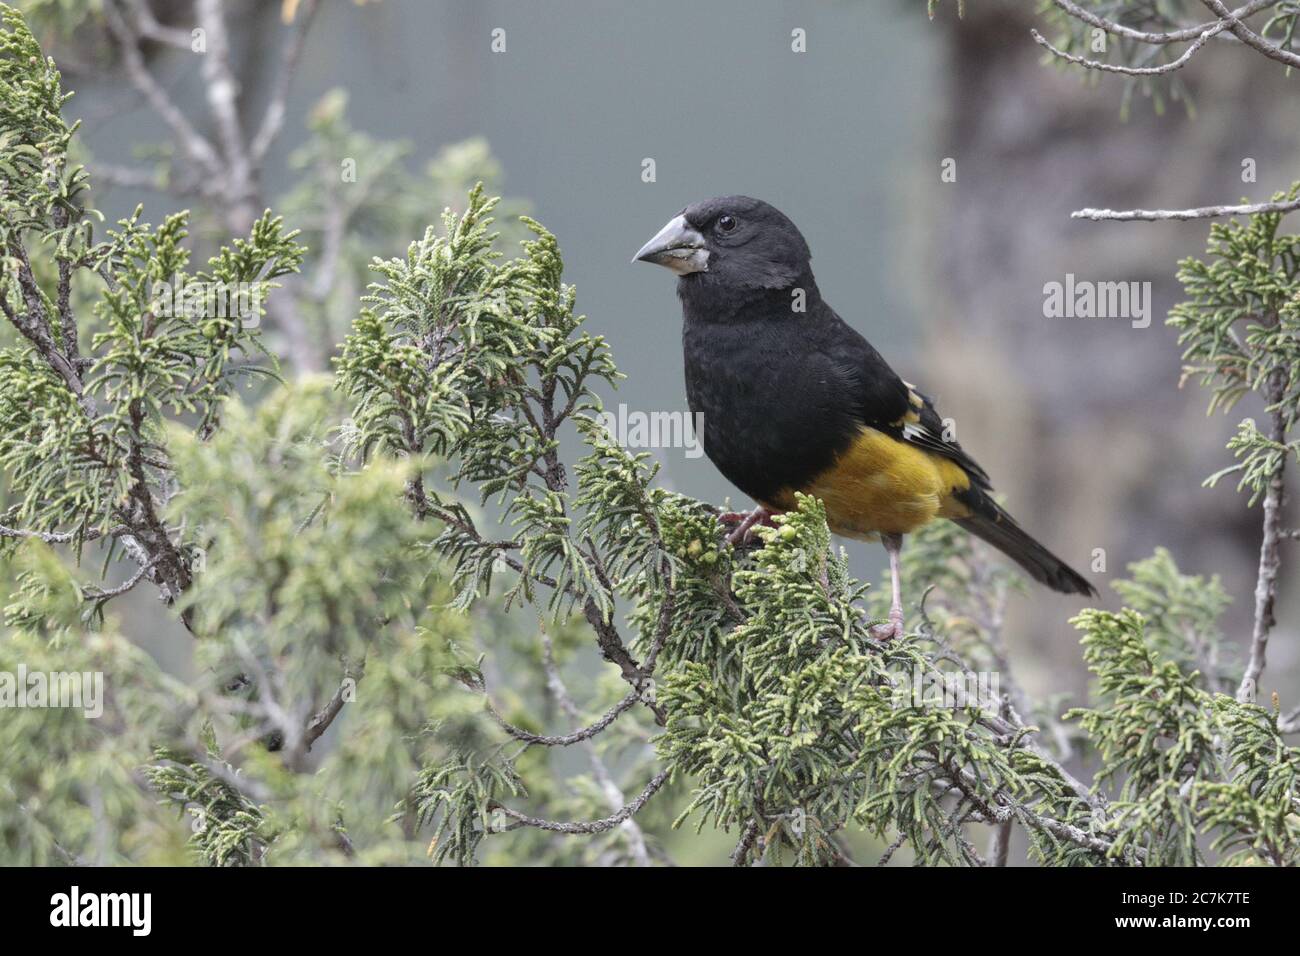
[716,215,737,233]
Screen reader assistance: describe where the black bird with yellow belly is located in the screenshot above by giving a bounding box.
[634,196,1094,639]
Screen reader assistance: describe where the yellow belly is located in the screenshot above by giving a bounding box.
[765,427,972,538]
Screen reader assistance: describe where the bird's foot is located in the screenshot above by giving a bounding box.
[869,608,904,642]
[722,507,776,546]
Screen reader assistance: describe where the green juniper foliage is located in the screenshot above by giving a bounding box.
[1171,185,1300,501]
[1109,547,1234,691]
[1067,608,1299,865]
[1,5,1297,867]
[1169,185,1299,712]
[1,540,187,865]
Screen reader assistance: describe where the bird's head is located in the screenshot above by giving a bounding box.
[633,196,813,311]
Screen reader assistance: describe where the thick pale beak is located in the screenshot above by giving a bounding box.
[633,215,709,275]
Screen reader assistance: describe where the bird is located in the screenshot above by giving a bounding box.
[633,195,1094,640]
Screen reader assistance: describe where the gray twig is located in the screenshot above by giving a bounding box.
[487,689,639,747]
[497,770,670,835]
[1202,0,1300,68]
[303,663,365,752]
[1072,197,1300,222]
[1238,370,1287,703]
[250,0,319,162]
[731,819,761,866]
[82,557,157,601]
[103,0,222,176]
[541,632,653,866]
[1047,0,1268,44]
[1031,18,1231,76]
[196,0,255,226]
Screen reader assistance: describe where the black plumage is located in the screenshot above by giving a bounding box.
[635,195,1093,635]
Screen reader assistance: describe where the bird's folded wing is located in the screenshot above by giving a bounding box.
[892,387,992,490]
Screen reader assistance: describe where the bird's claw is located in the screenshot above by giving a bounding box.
[720,508,776,546]
[869,611,904,642]
[725,523,758,547]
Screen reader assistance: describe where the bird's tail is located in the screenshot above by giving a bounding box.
[954,501,1095,597]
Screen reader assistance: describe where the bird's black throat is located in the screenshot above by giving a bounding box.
[677,267,821,324]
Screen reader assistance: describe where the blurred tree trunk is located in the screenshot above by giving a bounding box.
[918,0,1296,686]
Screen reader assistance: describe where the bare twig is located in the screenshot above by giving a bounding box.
[1031,18,1231,76]
[91,163,164,191]
[1279,705,1300,734]
[1047,0,1269,44]
[487,689,639,747]
[988,819,1012,867]
[731,819,760,866]
[82,557,157,601]
[196,0,255,225]
[303,664,364,752]
[124,0,192,48]
[1072,197,1300,222]
[541,632,653,866]
[104,0,321,367]
[250,0,319,162]
[0,524,116,544]
[103,0,222,176]
[1238,372,1287,703]
[1202,0,1300,68]
[877,830,908,866]
[497,770,670,835]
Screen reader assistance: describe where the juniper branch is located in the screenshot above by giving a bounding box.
[947,763,1139,863]
[100,0,321,368]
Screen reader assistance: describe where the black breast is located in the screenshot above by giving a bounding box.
[682,315,862,504]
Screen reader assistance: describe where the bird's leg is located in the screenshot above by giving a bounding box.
[870,533,905,641]
[723,506,774,545]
